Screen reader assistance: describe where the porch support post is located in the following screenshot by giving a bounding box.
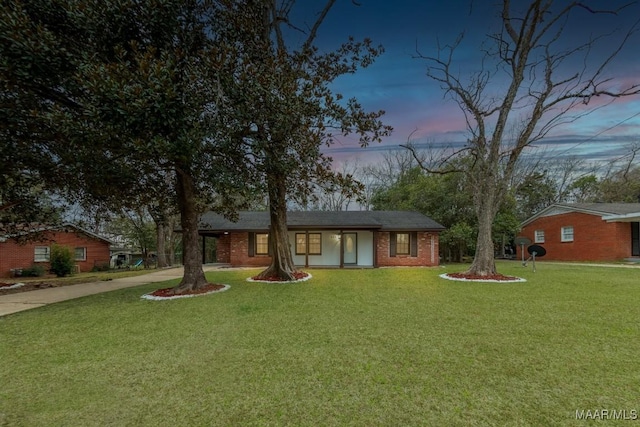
[202,235,206,264]
[373,230,378,268]
[339,230,344,268]
[305,230,309,268]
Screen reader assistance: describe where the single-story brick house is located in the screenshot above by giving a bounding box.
[518,203,640,262]
[199,211,445,268]
[0,223,113,277]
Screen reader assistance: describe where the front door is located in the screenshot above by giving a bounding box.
[343,233,358,265]
[632,222,640,257]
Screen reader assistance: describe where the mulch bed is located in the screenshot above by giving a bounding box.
[440,272,526,283]
[247,271,311,283]
[141,283,230,301]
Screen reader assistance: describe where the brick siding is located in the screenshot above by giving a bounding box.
[216,234,231,263]
[518,212,633,261]
[376,231,440,267]
[0,230,111,277]
[228,232,271,267]
[216,231,441,267]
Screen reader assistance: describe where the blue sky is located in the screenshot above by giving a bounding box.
[296,1,640,167]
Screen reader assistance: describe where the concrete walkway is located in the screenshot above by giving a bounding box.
[0,265,227,317]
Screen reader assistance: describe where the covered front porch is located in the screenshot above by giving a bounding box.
[289,229,375,268]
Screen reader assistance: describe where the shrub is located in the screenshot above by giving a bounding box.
[21,264,46,277]
[50,245,75,277]
[91,262,110,272]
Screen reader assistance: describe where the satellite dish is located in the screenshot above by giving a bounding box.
[524,244,546,272]
[527,244,546,257]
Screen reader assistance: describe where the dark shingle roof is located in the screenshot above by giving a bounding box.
[199,211,445,232]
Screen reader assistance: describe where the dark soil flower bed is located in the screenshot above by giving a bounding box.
[247,271,313,284]
[141,283,230,300]
[251,271,309,281]
[441,272,526,283]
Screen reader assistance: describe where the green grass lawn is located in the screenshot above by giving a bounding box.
[1,262,639,426]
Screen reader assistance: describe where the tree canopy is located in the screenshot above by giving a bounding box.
[225,0,391,280]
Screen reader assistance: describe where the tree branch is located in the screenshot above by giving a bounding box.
[302,0,337,53]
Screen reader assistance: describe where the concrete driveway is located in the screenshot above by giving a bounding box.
[0,265,227,317]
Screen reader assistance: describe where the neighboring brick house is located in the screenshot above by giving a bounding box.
[0,224,113,277]
[200,211,445,268]
[518,203,640,262]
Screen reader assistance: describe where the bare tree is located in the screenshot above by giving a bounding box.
[407,0,640,276]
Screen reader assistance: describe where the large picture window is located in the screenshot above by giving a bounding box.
[295,233,322,255]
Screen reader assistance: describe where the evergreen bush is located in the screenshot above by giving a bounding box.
[50,245,75,277]
[21,264,46,277]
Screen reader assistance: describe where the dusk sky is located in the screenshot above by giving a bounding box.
[297,1,640,168]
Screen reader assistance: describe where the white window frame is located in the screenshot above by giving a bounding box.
[74,247,87,261]
[534,230,545,243]
[561,226,574,242]
[34,246,50,262]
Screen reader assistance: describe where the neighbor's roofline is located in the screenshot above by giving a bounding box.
[520,203,640,227]
[602,212,640,222]
[0,223,114,245]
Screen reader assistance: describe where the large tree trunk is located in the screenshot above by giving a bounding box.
[255,172,297,281]
[153,212,172,268]
[465,171,500,276]
[466,207,497,276]
[156,222,168,268]
[172,169,208,293]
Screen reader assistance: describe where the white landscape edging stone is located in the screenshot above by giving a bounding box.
[439,273,526,283]
[141,284,230,301]
[246,273,313,284]
[0,283,25,290]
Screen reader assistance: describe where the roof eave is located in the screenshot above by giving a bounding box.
[602,212,640,222]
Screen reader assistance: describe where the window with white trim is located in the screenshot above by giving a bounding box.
[534,230,545,243]
[561,226,574,242]
[34,246,50,262]
[75,247,87,261]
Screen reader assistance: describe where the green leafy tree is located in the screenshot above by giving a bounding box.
[371,165,478,260]
[566,175,602,203]
[440,223,475,263]
[2,0,256,293]
[599,167,640,203]
[228,1,391,280]
[0,0,69,228]
[514,171,559,221]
